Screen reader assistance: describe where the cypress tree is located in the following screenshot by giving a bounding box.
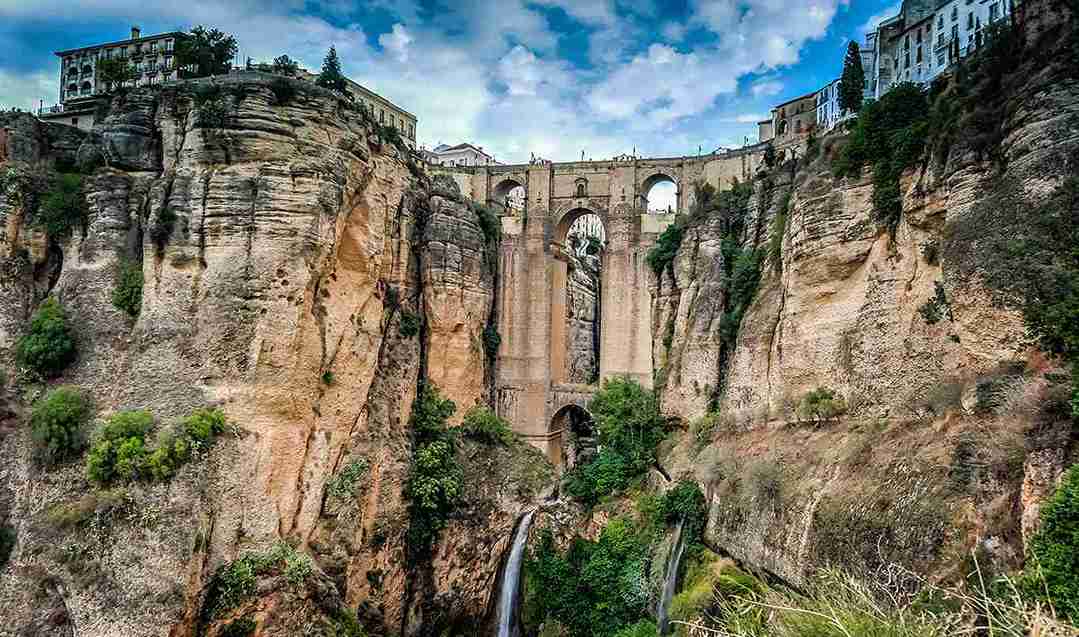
[839,41,866,114]
[316,45,348,94]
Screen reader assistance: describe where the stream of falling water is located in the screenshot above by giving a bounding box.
[496,510,536,637]
[656,518,687,635]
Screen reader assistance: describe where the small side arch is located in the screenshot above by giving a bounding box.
[548,403,595,469]
[491,177,525,213]
[640,172,679,214]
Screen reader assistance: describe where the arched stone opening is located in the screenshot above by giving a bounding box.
[642,173,678,214]
[492,178,525,215]
[551,207,606,385]
[548,404,596,469]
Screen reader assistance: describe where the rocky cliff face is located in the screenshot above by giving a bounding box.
[0,78,550,636]
[654,31,1079,590]
[566,252,600,385]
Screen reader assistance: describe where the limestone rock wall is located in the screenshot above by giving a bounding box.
[566,253,600,385]
[0,80,541,636]
[654,51,1079,588]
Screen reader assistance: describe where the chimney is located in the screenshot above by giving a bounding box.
[131,25,141,40]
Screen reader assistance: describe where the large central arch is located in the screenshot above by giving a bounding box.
[550,207,605,387]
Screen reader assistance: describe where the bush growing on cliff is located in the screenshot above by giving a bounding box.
[564,378,666,505]
[203,542,313,619]
[405,384,462,558]
[1025,464,1079,624]
[663,480,707,542]
[399,310,420,338]
[36,173,87,238]
[30,386,91,467]
[796,387,847,423]
[17,298,77,378]
[111,259,144,317]
[86,407,228,484]
[460,406,514,445]
[269,77,297,106]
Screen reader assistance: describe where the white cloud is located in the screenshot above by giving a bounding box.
[860,2,902,36]
[379,24,413,63]
[750,79,784,97]
[0,0,850,163]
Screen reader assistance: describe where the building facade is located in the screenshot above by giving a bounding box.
[294,69,417,149]
[421,143,500,167]
[759,92,817,150]
[42,27,183,130]
[868,0,1014,99]
[816,79,845,133]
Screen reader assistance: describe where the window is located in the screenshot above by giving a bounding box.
[989,3,1000,22]
[72,118,78,126]
[917,46,923,63]
[952,25,959,41]
[967,12,974,29]
[916,29,922,43]
[938,15,944,30]
[937,51,945,66]
[379,110,385,123]
[795,119,802,133]
[952,6,958,21]
[904,51,910,68]
[576,182,586,197]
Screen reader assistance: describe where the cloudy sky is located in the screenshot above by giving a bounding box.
[0,0,901,164]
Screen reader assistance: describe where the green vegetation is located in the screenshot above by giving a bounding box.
[322,370,335,386]
[176,26,238,78]
[269,77,297,106]
[398,310,420,338]
[564,378,666,505]
[316,45,348,95]
[36,173,86,238]
[97,57,135,91]
[405,384,463,558]
[833,82,928,234]
[612,621,657,637]
[746,458,784,509]
[111,259,143,317]
[1025,464,1079,624]
[194,86,230,129]
[30,386,91,467]
[483,324,502,357]
[459,405,514,445]
[719,244,763,348]
[646,220,685,276]
[203,542,313,619]
[326,458,368,500]
[271,54,299,77]
[944,176,1079,418]
[662,480,707,542]
[795,387,847,423]
[45,488,131,530]
[219,618,256,637]
[767,192,791,274]
[0,524,14,569]
[16,298,77,378]
[86,408,228,484]
[918,281,952,325]
[523,517,654,637]
[839,41,865,114]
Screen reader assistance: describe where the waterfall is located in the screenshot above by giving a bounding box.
[496,510,536,637]
[656,518,687,635]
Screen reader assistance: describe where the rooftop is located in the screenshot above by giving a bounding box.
[54,29,185,57]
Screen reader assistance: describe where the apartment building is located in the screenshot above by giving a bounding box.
[420,143,499,167]
[41,27,182,130]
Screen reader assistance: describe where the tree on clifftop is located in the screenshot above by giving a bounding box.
[316,46,349,95]
[839,41,865,114]
[175,26,237,78]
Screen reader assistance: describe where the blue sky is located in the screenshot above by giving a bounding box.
[0,1,901,163]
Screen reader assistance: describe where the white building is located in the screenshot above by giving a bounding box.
[816,79,844,133]
[421,143,500,167]
[40,26,183,130]
[866,0,1014,100]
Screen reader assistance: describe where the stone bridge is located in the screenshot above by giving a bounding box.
[434,145,768,465]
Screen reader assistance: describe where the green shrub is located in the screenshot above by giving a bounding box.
[219,618,256,637]
[111,259,143,317]
[1025,464,1079,624]
[36,173,86,238]
[523,517,653,637]
[268,77,297,105]
[87,407,227,485]
[564,378,666,505]
[46,488,131,530]
[322,370,335,386]
[327,458,368,500]
[612,621,657,637]
[473,203,501,245]
[767,193,791,274]
[719,246,762,347]
[399,311,420,338]
[204,542,312,619]
[0,524,14,568]
[663,480,707,542]
[16,298,77,378]
[30,386,91,467]
[647,219,686,275]
[796,387,848,422]
[483,324,501,356]
[405,384,462,557]
[459,406,514,445]
[918,281,952,325]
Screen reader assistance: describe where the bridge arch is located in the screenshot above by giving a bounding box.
[547,402,595,468]
[640,171,680,214]
[491,178,525,213]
